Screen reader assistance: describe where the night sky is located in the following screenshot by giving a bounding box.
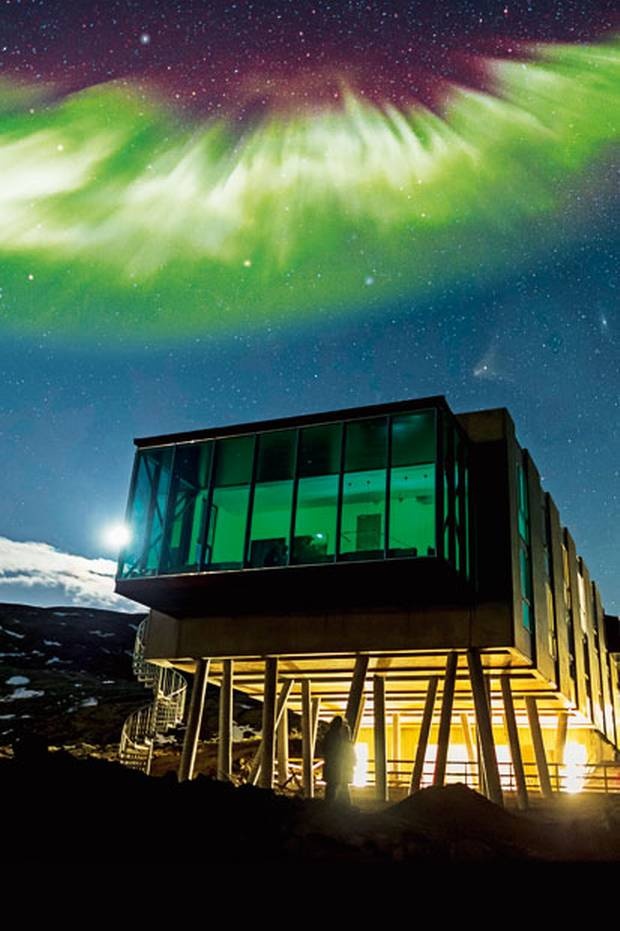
[0,1,617,611]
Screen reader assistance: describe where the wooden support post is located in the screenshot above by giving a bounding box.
[311,697,321,754]
[467,649,503,806]
[478,676,493,796]
[476,727,487,797]
[460,713,475,787]
[346,655,369,741]
[433,652,458,786]
[302,679,314,798]
[373,675,388,802]
[554,711,569,791]
[217,659,233,782]
[249,677,294,786]
[500,677,528,810]
[410,676,438,793]
[277,707,289,787]
[525,696,553,799]
[460,713,475,762]
[258,657,278,790]
[392,713,401,780]
[178,658,209,783]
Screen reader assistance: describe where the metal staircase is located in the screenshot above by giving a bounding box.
[119,617,187,774]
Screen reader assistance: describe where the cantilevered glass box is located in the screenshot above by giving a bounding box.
[116,397,471,615]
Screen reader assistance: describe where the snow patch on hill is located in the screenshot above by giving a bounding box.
[1,687,45,701]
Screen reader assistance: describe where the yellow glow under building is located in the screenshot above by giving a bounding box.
[115,397,620,805]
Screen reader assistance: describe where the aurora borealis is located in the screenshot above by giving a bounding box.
[0,6,618,337]
[0,2,618,611]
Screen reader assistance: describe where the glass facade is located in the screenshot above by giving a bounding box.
[442,415,470,577]
[118,406,471,581]
[517,456,534,634]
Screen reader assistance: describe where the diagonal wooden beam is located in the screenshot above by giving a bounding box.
[501,677,528,809]
[249,676,294,785]
[345,655,369,740]
[468,648,503,806]
[526,695,553,799]
[433,652,458,786]
[410,676,438,793]
[178,658,210,783]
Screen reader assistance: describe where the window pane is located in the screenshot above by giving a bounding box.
[464,462,470,579]
[248,481,294,567]
[207,436,254,570]
[517,461,529,541]
[292,474,338,564]
[389,464,435,557]
[389,412,436,559]
[213,435,254,486]
[298,424,341,477]
[160,443,212,574]
[340,469,386,559]
[208,487,251,569]
[256,430,296,482]
[119,447,173,577]
[391,411,435,467]
[344,418,387,472]
[248,431,296,567]
[520,546,531,598]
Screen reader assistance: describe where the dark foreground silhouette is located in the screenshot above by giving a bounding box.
[3,748,620,863]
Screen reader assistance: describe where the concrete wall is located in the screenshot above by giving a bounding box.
[547,495,574,705]
[144,601,515,662]
[524,451,556,685]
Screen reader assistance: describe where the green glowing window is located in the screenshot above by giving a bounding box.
[389,412,436,558]
[207,435,254,570]
[340,418,387,560]
[464,461,470,580]
[520,542,533,633]
[454,432,463,574]
[292,423,341,564]
[120,446,173,578]
[292,474,339,564]
[160,442,212,574]
[248,430,296,567]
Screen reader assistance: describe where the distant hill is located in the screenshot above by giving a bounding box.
[0,603,264,756]
[0,603,148,747]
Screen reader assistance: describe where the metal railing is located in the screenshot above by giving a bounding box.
[363,758,620,798]
[119,618,187,775]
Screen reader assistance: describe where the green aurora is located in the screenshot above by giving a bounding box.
[0,38,618,341]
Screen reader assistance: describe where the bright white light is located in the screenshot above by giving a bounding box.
[563,741,587,794]
[353,742,368,787]
[101,523,132,552]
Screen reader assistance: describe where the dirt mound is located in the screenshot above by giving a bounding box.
[382,783,552,859]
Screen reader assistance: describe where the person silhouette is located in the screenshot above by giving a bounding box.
[322,715,356,804]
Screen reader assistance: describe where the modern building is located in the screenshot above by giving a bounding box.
[115,396,620,805]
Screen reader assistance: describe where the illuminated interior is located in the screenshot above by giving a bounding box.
[118,405,470,580]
